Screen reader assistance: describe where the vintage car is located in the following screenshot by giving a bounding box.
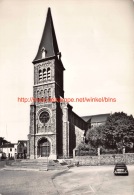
[114,162,129,176]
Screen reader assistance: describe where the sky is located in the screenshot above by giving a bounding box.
[0,0,134,142]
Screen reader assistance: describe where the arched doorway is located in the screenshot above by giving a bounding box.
[38,138,50,157]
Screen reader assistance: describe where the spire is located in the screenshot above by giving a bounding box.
[33,8,60,62]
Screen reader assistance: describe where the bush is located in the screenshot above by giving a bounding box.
[125,147,134,153]
[100,148,122,154]
[1,155,7,160]
[76,142,98,156]
[76,148,97,156]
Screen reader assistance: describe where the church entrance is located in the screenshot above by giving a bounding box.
[38,138,50,157]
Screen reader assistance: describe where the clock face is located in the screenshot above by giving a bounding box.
[39,111,50,123]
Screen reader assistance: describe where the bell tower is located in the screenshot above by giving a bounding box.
[28,8,65,159]
[33,7,65,99]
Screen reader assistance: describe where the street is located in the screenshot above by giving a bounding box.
[0,165,134,195]
[0,169,59,195]
[54,165,134,195]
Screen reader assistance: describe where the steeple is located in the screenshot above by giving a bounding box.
[33,8,60,63]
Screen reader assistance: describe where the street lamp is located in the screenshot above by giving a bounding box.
[43,124,48,171]
[46,116,51,171]
[46,124,48,171]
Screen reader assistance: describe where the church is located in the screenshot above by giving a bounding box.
[27,8,107,160]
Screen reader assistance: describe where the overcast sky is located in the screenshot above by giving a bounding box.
[0,0,134,142]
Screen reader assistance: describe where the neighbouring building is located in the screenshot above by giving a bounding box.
[82,113,110,128]
[0,137,10,146]
[17,140,27,159]
[0,143,17,159]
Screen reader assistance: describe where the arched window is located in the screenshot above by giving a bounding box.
[37,91,40,103]
[48,88,51,99]
[43,69,47,80]
[41,90,43,97]
[42,48,46,58]
[42,50,45,58]
[47,68,51,79]
[39,70,43,81]
[44,89,47,99]
[41,90,43,102]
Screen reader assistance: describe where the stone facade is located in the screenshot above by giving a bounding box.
[28,96,88,159]
[28,58,63,159]
[27,8,88,160]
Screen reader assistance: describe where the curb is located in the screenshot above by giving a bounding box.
[51,168,69,195]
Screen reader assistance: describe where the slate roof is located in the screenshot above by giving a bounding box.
[33,8,59,62]
[0,143,16,148]
[82,113,110,123]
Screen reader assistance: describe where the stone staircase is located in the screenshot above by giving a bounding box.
[3,158,69,171]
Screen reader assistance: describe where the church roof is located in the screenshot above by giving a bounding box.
[33,8,59,63]
[82,113,110,123]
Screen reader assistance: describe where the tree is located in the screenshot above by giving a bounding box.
[86,125,105,148]
[86,112,134,152]
[104,112,134,150]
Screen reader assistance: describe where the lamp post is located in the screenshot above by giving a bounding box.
[46,124,48,171]
[44,124,48,171]
[44,121,50,171]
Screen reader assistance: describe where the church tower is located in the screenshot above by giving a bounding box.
[28,8,65,159]
[28,8,88,160]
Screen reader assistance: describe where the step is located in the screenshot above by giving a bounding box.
[3,159,68,171]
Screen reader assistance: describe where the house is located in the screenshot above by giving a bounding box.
[17,140,27,159]
[0,143,17,159]
[0,137,10,146]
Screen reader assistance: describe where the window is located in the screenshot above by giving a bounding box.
[37,90,40,98]
[43,69,47,80]
[39,67,51,81]
[44,89,47,99]
[39,70,43,81]
[10,148,12,152]
[47,68,51,79]
[48,88,51,98]
[39,111,50,124]
[42,50,45,58]
[42,48,46,58]
[41,90,43,97]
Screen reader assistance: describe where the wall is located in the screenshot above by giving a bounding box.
[67,105,88,157]
[74,153,134,165]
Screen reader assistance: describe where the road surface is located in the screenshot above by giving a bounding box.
[54,165,134,195]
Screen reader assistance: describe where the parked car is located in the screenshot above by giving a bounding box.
[114,162,129,176]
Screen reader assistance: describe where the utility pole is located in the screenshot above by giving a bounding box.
[6,124,9,160]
